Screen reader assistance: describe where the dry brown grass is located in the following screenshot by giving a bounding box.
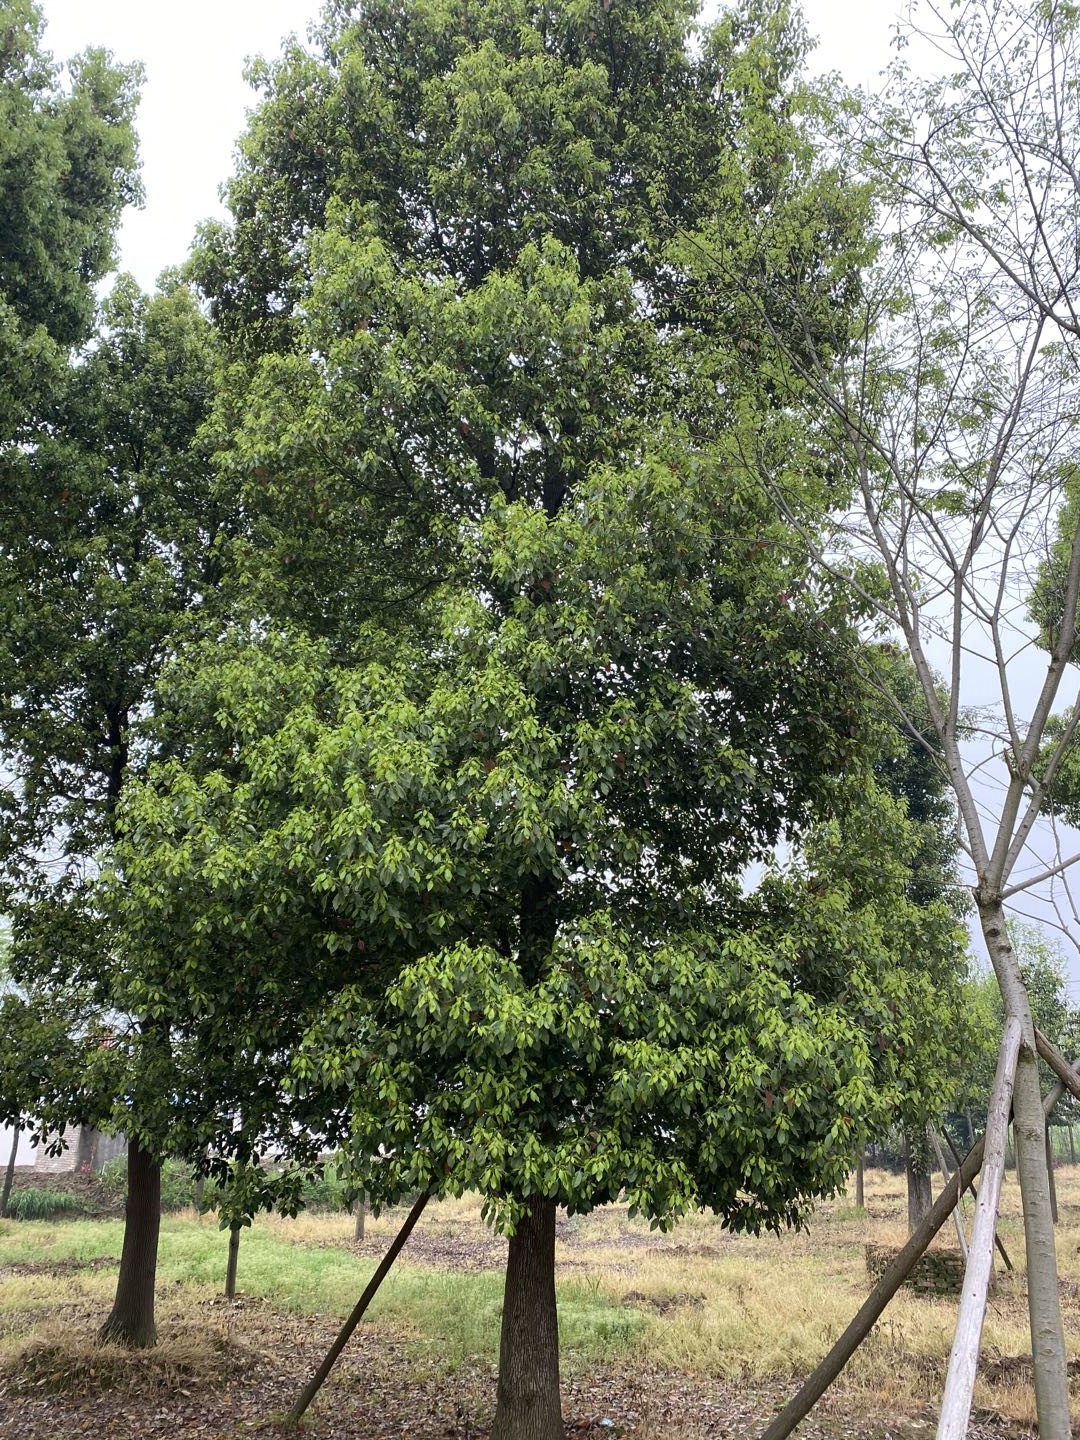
[7,1321,248,1396]
[4,1162,1080,1433]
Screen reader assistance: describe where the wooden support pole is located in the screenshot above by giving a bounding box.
[758,1131,985,1440]
[1035,1028,1080,1103]
[757,1050,1077,1440]
[929,1127,968,1261]
[936,1017,1022,1440]
[1045,1125,1059,1224]
[285,1191,429,1431]
[943,1129,1012,1272]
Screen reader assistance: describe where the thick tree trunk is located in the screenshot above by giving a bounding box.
[225,1221,242,1298]
[98,1138,161,1348]
[979,900,1070,1439]
[354,1195,366,1242]
[904,1133,933,1232]
[492,1197,563,1440]
[1,1123,20,1219]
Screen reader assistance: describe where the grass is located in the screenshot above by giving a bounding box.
[0,1209,641,1372]
[3,1163,1080,1431]
[3,1187,84,1220]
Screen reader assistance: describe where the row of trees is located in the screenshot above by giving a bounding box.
[2,1,1080,1435]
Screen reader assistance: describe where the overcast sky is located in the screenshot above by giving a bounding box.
[37,0,900,293]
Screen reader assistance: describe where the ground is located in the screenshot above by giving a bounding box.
[0,1165,1077,1439]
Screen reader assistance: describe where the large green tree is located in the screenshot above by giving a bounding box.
[0,276,232,1347]
[104,5,957,1435]
[0,0,141,440]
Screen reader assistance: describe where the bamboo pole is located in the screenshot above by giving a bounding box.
[285,1192,429,1430]
[758,1052,1078,1440]
[936,1017,1022,1440]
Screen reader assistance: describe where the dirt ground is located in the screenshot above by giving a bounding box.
[0,1170,1069,1440]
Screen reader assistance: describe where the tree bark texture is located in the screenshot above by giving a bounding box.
[98,1137,161,1347]
[354,1195,366,1242]
[979,903,1070,1440]
[855,1153,864,1209]
[904,1133,933,1232]
[492,1196,563,1440]
[225,1221,241,1298]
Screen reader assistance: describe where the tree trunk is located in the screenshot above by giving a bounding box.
[354,1195,366,1242]
[492,1197,563,1440]
[1,1122,20,1219]
[855,1153,864,1209]
[225,1221,241,1298]
[904,1133,932,1232]
[1069,1124,1076,1166]
[979,901,1070,1439]
[98,1137,161,1347]
[1045,1124,1059,1225]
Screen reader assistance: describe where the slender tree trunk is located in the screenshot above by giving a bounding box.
[98,1137,161,1347]
[1,1123,20,1219]
[1045,1124,1059,1225]
[492,1197,563,1440]
[979,901,1070,1439]
[354,1195,366,1242]
[855,1153,865,1209]
[225,1221,241,1298]
[904,1133,932,1232]
[1069,1124,1076,1166]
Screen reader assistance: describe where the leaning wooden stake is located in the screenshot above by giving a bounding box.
[759,1131,985,1440]
[942,1129,1012,1271]
[758,1050,1079,1440]
[928,1127,968,1261]
[936,1017,1022,1440]
[285,1191,429,1431]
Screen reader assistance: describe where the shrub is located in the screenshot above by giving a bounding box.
[98,1156,200,1212]
[5,1188,84,1220]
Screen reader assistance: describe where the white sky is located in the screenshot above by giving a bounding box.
[38,0,899,293]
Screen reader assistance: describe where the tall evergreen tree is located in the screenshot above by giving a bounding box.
[108,4,956,1434]
[0,277,229,1347]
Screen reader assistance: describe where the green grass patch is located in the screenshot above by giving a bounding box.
[0,1215,641,1369]
[3,1188,85,1221]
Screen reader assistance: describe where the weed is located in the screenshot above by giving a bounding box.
[4,1188,84,1221]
